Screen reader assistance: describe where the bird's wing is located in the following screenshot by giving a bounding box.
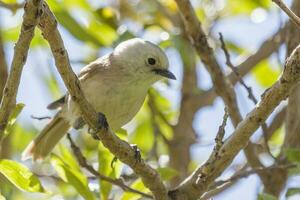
[47,95,67,110]
[47,54,112,110]
[78,54,111,81]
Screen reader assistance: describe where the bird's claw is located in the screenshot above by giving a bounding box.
[131,144,142,164]
[88,112,109,140]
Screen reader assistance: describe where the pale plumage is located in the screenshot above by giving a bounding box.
[22,38,175,160]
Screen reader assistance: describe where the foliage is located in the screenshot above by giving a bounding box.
[0,159,45,193]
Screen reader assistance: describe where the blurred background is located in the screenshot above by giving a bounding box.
[0,0,299,199]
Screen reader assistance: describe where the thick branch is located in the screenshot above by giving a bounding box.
[174,0,242,126]
[169,44,300,199]
[0,0,42,143]
[37,3,168,200]
[269,0,300,196]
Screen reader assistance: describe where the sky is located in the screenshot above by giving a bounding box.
[1,0,299,199]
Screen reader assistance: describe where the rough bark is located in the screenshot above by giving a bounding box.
[169,43,300,200]
[0,0,42,143]
[37,3,168,199]
[268,0,300,196]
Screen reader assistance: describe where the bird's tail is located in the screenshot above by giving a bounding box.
[22,113,70,161]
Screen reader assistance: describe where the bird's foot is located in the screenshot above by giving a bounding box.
[73,117,85,130]
[131,144,142,164]
[88,112,109,140]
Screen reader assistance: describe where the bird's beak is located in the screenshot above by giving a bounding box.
[152,68,176,80]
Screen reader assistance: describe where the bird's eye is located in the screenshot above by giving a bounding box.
[147,57,156,65]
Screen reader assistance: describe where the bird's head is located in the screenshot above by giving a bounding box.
[112,38,176,84]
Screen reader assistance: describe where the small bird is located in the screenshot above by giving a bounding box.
[22,38,176,161]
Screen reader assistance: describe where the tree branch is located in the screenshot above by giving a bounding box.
[0,0,42,143]
[273,0,300,29]
[174,0,242,126]
[193,26,285,108]
[37,3,168,199]
[173,0,276,191]
[169,43,300,199]
[268,0,300,196]
[66,134,153,199]
[219,32,274,159]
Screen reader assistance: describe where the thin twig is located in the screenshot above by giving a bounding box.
[200,163,295,200]
[219,33,275,159]
[66,134,153,199]
[196,107,228,185]
[219,33,257,104]
[273,0,300,30]
[213,163,296,188]
[30,115,51,120]
[214,107,229,152]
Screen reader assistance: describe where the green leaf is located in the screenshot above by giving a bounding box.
[4,26,47,48]
[258,193,278,200]
[0,193,5,200]
[54,10,104,47]
[11,124,37,152]
[58,144,81,171]
[131,115,154,153]
[252,60,280,88]
[286,187,300,197]
[50,154,95,200]
[87,21,117,46]
[95,7,118,29]
[98,143,120,199]
[42,68,63,99]
[62,0,91,10]
[4,103,25,137]
[157,167,178,181]
[115,128,128,140]
[0,159,45,193]
[226,0,270,15]
[284,148,300,164]
[121,179,150,200]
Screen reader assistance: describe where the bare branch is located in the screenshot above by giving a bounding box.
[37,3,168,199]
[169,43,300,199]
[0,0,42,143]
[30,115,51,120]
[213,164,295,189]
[194,26,285,109]
[219,33,257,104]
[173,0,275,192]
[273,0,300,29]
[66,134,153,199]
[214,107,229,152]
[219,33,275,159]
[174,0,242,127]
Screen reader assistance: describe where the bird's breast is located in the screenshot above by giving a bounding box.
[67,76,148,131]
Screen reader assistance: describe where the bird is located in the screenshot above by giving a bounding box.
[22,38,176,161]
